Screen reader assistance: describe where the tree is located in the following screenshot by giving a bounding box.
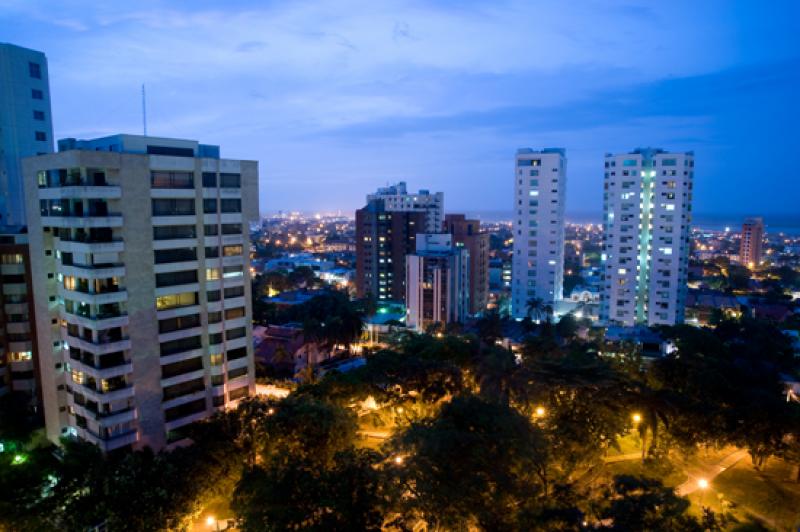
[595,475,702,531]
[556,313,579,339]
[526,296,545,321]
[388,395,559,530]
[475,309,503,345]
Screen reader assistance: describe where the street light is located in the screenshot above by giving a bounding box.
[631,412,642,424]
[697,478,709,490]
[393,455,404,466]
[206,516,220,531]
[535,406,546,417]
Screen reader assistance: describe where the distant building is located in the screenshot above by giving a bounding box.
[600,148,694,327]
[366,182,443,233]
[23,134,258,452]
[0,43,55,226]
[0,231,40,408]
[739,217,764,268]
[511,148,567,318]
[443,214,489,315]
[405,234,469,332]
[356,183,443,302]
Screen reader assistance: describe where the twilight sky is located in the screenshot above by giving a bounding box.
[3,0,799,219]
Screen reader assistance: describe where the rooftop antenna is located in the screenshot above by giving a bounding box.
[141,84,148,136]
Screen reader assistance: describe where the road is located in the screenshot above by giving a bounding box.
[675,448,748,496]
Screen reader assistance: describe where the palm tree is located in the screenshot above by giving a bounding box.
[526,297,544,321]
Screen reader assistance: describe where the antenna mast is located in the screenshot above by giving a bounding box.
[141,84,148,136]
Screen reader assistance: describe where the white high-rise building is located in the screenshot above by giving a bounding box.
[405,233,469,332]
[0,43,55,227]
[511,148,566,319]
[23,134,258,451]
[600,148,694,327]
[366,182,443,233]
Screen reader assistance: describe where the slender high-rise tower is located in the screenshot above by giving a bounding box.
[23,134,258,451]
[511,148,566,319]
[600,148,694,327]
[739,217,764,269]
[0,43,55,226]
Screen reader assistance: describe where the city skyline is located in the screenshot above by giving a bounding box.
[2,1,799,217]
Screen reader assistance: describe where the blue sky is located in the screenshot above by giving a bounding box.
[2,0,799,219]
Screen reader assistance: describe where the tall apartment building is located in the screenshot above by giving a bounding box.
[356,183,443,302]
[600,148,694,327]
[405,233,469,332]
[22,134,258,452]
[0,43,55,226]
[739,217,764,269]
[443,214,489,315]
[366,182,443,232]
[511,148,567,319]
[0,232,40,406]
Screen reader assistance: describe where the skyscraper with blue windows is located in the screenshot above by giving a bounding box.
[0,43,54,227]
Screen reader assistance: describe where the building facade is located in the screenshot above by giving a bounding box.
[366,182,443,233]
[739,217,764,269]
[405,234,469,332]
[0,232,40,407]
[443,214,489,315]
[600,148,694,327]
[0,43,55,226]
[356,183,442,302]
[511,148,567,318]
[23,134,258,451]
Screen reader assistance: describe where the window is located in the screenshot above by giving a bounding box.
[156,270,198,287]
[161,357,203,379]
[517,159,540,167]
[163,378,205,400]
[204,224,219,236]
[207,290,221,302]
[210,353,224,366]
[156,291,198,310]
[223,265,243,278]
[205,268,220,281]
[209,333,223,345]
[229,385,249,401]
[661,158,677,166]
[29,62,41,79]
[228,366,248,379]
[31,89,43,100]
[226,327,246,341]
[221,199,241,213]
[225,307,245,320]
[158,313,201,334]
[221,223,241,235]
[224,286,244,298]
[33,110,45,121]
[220,173,241,188]
[202,172,217,187]
[222,244,242,256]
[152,199,195,216]
[153,225,196,240]
[160,335,202,356]
[228,347,247,360]
[208,311,222,323]
[35,131,47,141]
[205,246,219,258]
[151,171,194,189]
[203,199,217,214]
[164,398,206,421]
[154,247,197,264]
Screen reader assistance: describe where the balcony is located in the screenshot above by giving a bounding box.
[58,286,127,306]
[69,356,132,381]
[42,213,123,228]
[75,381,135,404]
[56,238,124,254]
[65,332,131,356]
[77,426,139,452]
[71,400,138,427]
[63,310,129,330]
[60,263,126,280]
[39,185,121,200]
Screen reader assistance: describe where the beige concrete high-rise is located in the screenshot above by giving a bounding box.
[739,217,764,269]
[22,134,258,451]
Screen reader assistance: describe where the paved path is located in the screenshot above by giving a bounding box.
[603,452,641,464]
[675,448,748,496]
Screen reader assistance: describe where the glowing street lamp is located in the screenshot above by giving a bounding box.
[534,406,546,417]
[631,413,642,424]
[393,455,404,466]
[697,478,709,490]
